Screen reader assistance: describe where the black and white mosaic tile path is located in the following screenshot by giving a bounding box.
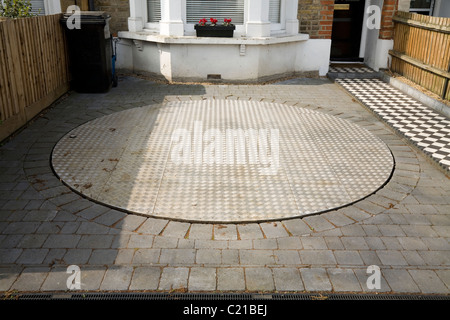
[336,78,450,172]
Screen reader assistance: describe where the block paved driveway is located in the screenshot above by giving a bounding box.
[0,76,449,294]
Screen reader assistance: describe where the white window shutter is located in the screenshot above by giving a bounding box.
[147,0,162,22]
[269,0,281,23]
[186,0,245,24]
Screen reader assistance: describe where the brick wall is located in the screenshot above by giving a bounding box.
[59,0,129,34]
[298,0,335,39]
[379,0,399,40]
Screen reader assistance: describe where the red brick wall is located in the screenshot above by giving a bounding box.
[298,0,335,40]
[379,0,399,40]
[60,0,129,34]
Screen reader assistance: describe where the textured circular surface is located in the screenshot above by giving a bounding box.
[51,100,394,222]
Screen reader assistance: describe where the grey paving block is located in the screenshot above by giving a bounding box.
[239,250,276,266]
[188,267,216,291]
[194,239,227,249]
[63,249,92,265]
[276,237,302,249]
[273,268,304,291]
[334,250,364,266]
[177,238,195,249]
[321,212,354,227]
[10,267,50,291]
[127,234,154,248]
[421,237,449,250]
[324,236,344,250]
[300,237,327,250]
[221,250,239,265]
[217,268,245,291]
[378,225,406,237]
[76,221,113,234]
[137,218,168,235]
[237,224,264,240]
[188,224,213,240]
[77,235,114,249]
[42,234,81,249]
[213,224,238,240]
[114,249,135,264]
[401,225,438,237]
[88,249,118,265]
[341,237,369,250]
[76,204,110,221]
[282,219,312,236]
[435,269,450,290]
[338,206,372,221]
[77,266,107,291]
[158,267,189,290]
[328,268,362,292]
[397,237,428,250]
[100,266,133,290]
[0,248,22,264]
[159,249,196,265]
[0,267,22,291]
[340,224,367,236]
[245,267,274,291]
[376,250,408,266]
[161,221,190,238]
[60,221,81,234]
[109,214,147,232]
[21,209,58,222]
[299,250,336,265]
[273,250,301,265]
[41,267,70,291]
[402,251,426,266]
[132,249,161,264]
[300,268,332,292]
[129,267,161,290]
[196,249,221,265]
[418,251,450,266]
[253,239,277,249]
[3,222,40,234]
[16,249,49,265]
[302,215,334,232]
[16,234,48,248]
[152,236,178,249]
[260,222,289,238]
[408,269,449,294]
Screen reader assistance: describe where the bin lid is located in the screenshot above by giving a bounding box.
[61,11,111,24]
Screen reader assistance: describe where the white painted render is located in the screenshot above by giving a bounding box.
[118,0,332,82]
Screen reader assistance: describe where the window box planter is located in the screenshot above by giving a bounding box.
[194,24,236,38]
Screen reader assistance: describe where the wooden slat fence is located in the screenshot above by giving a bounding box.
[390,11,450,101]
[0,14,69,142]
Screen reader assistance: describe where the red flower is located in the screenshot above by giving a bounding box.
[210,18,218,25]
[198,18,207,26]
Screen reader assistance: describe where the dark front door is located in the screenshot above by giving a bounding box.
[330,0,365,61]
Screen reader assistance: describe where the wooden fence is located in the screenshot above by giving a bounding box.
[0,14,70,142]
[390,11,450,101]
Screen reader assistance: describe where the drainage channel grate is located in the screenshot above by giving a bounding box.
[3,292,449,300]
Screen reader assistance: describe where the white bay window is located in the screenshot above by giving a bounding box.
[132,0,298,36]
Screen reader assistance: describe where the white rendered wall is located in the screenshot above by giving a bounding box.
[362,0,394,71]
[114,34,332,82]
[295,39,331,76]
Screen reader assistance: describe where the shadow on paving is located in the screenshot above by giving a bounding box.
[0,75,207,291]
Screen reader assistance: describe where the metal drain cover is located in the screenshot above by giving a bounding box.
[51,100,394,222]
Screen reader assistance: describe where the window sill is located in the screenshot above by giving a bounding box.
[117,30,309,45]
